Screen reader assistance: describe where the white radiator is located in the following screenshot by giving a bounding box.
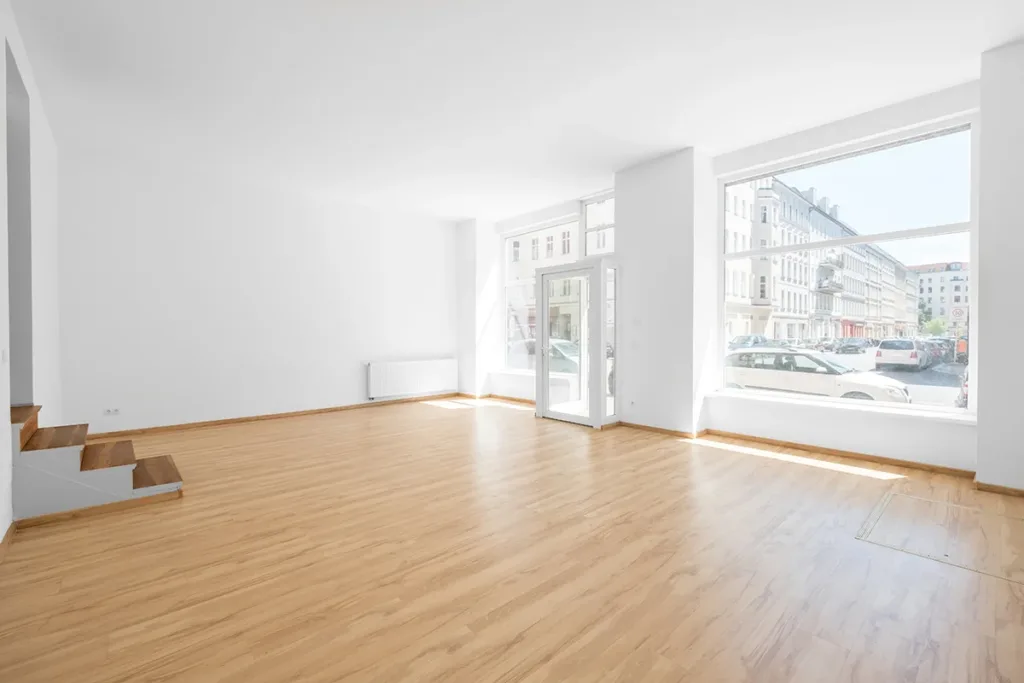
[366,358,458,400]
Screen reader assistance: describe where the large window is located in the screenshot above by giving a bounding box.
[722,128,972,410]
[585,197,615,255]
[504,195,615,369]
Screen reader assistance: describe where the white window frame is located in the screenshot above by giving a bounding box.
[717,114,978,415]
[583,191,615,256]
[498,191,614,373]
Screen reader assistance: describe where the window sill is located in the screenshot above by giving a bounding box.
[711,388,977,426]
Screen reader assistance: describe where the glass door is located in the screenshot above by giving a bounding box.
[537,268,593,425]
[536,257,617,428]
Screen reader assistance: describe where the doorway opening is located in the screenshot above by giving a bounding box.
[534,257,617,428]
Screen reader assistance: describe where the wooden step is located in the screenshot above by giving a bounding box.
[133,455,182,490]
[11,405,42,451]
[80,440,136,471]
[23,424,89,452]
[10,405,41,424]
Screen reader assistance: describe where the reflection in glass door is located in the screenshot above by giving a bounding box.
[544,273,590,420]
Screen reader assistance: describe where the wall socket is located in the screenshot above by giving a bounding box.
[103,408,121,416]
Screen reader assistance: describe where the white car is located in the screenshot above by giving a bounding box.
[725,348,911,403]
[875,338,927,370]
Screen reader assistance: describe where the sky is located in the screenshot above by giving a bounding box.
[773,129,971,266]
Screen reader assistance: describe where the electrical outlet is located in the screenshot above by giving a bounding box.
[103,408,121,416]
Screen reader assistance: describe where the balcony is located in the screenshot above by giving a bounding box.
[816,278,844,293]
[818,250,843,271]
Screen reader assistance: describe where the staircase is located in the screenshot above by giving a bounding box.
[10,405,183,523]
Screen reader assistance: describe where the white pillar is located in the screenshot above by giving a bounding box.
[455,219,502,397]
[977,39,1024,489]
[615,149,717,434]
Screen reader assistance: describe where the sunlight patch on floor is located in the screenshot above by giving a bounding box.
[689,438,906,481]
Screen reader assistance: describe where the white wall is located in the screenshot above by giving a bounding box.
[977,39,1024,490]
[0,0,61,534]
[616,149,716,435]
[704,392,977,472]
[455,218,501,397]
[58,149,458,432]
[6,44,31,405]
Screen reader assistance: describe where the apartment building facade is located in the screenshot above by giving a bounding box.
[724,179,919,341]
[911,262,970,336]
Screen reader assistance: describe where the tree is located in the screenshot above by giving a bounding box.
[924,318,946,336]
[918,300,931,327]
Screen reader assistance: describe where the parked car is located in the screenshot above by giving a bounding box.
[815,338,840,352]
[921,340,944,366]
[729,335,769,350]
[927,337,955,362]
[836,338,870,354]
[956,368,969,408]
[507,338,579,373]
[875,339,928,371]
[725,349,911,402]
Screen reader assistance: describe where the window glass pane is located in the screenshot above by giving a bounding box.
[547,275,589,418]
[724,233,969,409]
[606,268,616,417]
[586,227,614,255]
[726,129,970,254]
[585,197,614,231]
[505,284,536,370]
[505,221,578,282]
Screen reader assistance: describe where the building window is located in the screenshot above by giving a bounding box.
[503,216,587,370]
[733,196,738,214]
[722,127,971,410]
[561,230,571,255]
[545,235,554,258]
[585,196,615,255]
[742,200,748,218]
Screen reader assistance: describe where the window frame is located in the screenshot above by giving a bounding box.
[499,191,614,373]
[716,115,978,415]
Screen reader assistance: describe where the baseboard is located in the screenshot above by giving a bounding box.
[0,522,14,566]
[701,429,976,479]
[15,490,184,529]
[87,393,461,441]
[975,482,1024,498]
[619,422,697,439]
[481,394,536,405]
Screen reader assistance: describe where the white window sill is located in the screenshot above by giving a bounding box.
[710,388,977,426]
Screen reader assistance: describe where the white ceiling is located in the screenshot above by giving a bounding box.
[11,0,1024,220]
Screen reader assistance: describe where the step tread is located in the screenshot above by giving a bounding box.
[10,405,42,425]
[133,455,182,489]
[24,424,89,452]
[81,440,137,471]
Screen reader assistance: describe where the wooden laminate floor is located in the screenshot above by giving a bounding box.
[1,398,1022,682]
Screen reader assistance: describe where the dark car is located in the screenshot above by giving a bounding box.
[729,335,769,350]
[836,338,870,354]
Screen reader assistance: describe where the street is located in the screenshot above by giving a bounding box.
[822,350,964,407]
